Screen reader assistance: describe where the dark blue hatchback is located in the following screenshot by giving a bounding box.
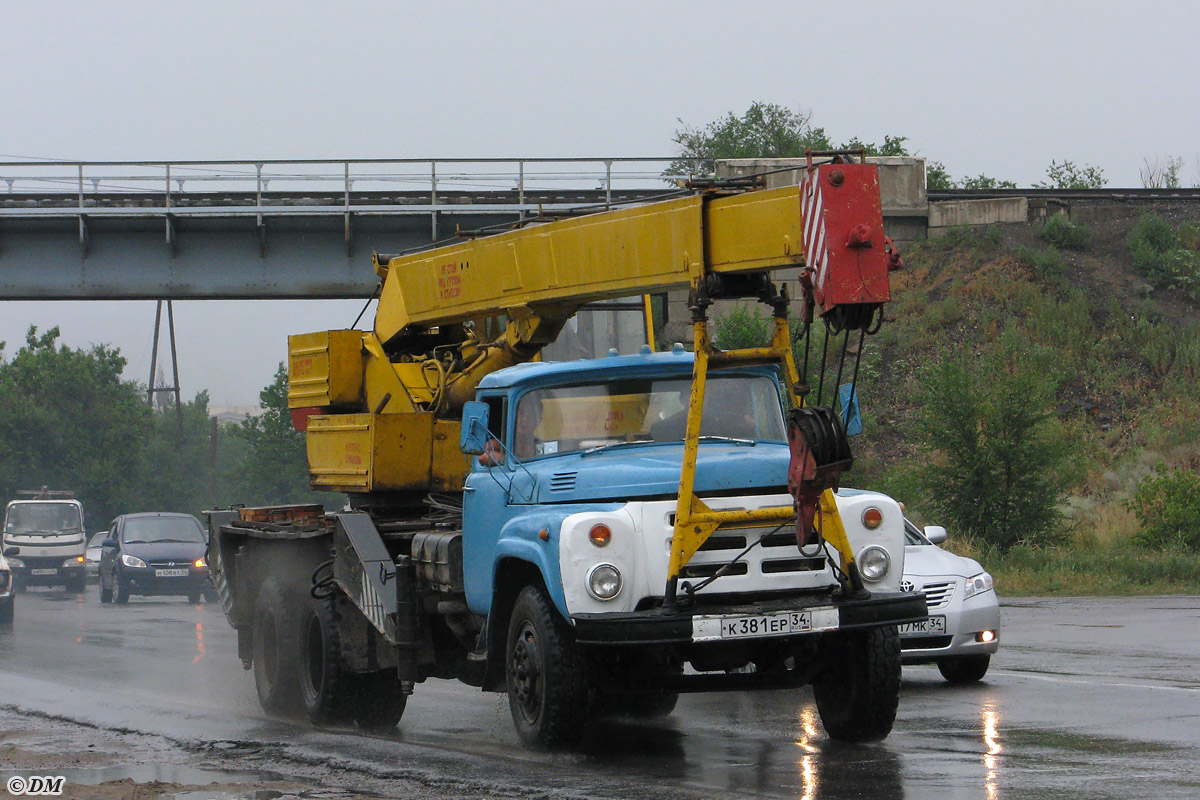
[98,513,213,604]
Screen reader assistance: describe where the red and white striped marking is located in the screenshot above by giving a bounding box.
[800,170,829,290]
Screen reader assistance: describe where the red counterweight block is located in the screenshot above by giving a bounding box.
[798,163,892,318]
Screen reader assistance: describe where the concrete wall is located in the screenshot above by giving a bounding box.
[928,198,1030,232]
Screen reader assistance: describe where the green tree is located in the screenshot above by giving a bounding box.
[1036,159,1107,189]
[959,174,1018,190]
[0,326,150,527]
[839,135,910,156]
[912,341,1075,551]
[665,102,833,175]
[926,160,954,190]
[229,363,326,507]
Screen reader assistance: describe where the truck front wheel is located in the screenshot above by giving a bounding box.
[505,585,591,749]
[812,625,901,743]
[252,576,303,716]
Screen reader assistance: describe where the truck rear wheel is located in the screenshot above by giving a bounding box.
[0,599,12,627]
[300,595,408,731]
[301,595,358,726]
[252,576,304,716]
[352,670,407,732]
[505,585,591,750]
[812,625,901,743]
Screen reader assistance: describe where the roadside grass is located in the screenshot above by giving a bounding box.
[941,533,1200,596]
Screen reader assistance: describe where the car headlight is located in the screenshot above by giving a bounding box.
[586,564,623,600]
[120,554,148,569]
[963,571,994,599]
[857,545,891,582]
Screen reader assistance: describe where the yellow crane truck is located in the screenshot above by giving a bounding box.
[206,152,927,749]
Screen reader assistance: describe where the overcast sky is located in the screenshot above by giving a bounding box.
[3,0,1197,404]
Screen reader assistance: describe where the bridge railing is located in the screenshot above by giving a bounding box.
[0,157,706,217]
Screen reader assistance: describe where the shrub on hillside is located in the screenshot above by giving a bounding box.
[1127,215,1200,301]
[1038,214,1090,251]
[911,341,1076,551]
[1127,466,1200,550]
[1127,214,1178,254]
[712,304,770,349]
[1017,245,1064,278]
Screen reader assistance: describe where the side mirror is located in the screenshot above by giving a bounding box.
[102,538,118,549]
[923,525,948,545]
[459,401,491,455]
[2,546,17,557]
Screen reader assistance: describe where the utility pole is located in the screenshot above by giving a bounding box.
[147,300,185,437]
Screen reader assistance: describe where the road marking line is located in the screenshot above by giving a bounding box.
[995,669,1200,695]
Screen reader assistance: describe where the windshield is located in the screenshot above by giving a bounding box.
[511,373,786,460]
[4,502,83,535]
[122,516,205,544]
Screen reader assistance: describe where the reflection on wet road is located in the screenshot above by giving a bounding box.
[2,590,1199,799]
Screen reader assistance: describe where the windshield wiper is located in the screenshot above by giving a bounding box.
[697,435,757,446]
[154,538,200,543]
[580,439,656,457]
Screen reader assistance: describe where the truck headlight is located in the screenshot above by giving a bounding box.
[8,558,23,568]
[63,556,85,568]
[963,572,994,599]
[857,546,891,582]
[586,564,622,600]
[120,554,148,569]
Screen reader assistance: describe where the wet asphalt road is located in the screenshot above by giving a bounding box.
[1,589,1198,799]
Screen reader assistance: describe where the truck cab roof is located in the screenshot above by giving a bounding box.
[476,348,768,391]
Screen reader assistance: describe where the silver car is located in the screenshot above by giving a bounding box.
[84,532,106,580]
[898,519,1000,683]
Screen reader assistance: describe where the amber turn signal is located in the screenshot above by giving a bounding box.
[862,507,883,529]
[589,524,612,547]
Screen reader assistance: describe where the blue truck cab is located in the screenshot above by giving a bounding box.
[457,349,924,725]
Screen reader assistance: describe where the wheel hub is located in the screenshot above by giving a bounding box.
[509,622,543,722]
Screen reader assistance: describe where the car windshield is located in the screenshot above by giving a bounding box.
[4,502,83,534]
[511,373,786,460]
[87,532,107,549]
[122,516,205,544]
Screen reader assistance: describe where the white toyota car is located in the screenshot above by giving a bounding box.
[897,518,1000,682]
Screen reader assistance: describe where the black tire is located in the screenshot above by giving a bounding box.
[252,576,304,715]
[0,599,12,627]
[99,581,112,604]
[114,580,130,604]
[352,670,408,732]
[505,585,591,749]
[300,596,357,726]
[66,576,86,594]
[813,625,901,743]
[938,654,990,684]
[300,596,408,730]
[187,592,201,604]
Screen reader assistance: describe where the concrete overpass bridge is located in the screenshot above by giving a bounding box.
[0,158,685,300]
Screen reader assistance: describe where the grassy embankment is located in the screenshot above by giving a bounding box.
[854,215,1200,597]
[834,213,1200,595]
